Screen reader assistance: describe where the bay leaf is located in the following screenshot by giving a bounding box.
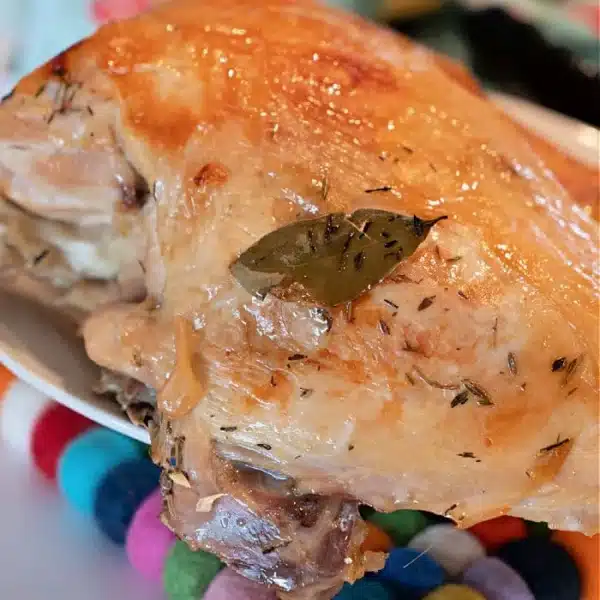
[230,210,447,306]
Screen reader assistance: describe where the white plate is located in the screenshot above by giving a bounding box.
[0,95,597,445]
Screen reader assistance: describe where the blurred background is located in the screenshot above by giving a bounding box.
[0,0,598,120]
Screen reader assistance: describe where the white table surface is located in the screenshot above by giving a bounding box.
[0,438,166,600]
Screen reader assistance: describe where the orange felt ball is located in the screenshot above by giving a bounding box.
[553,531,599,600]
[469,516,527,552]
[0,365,15,399]
[361,521,393,553]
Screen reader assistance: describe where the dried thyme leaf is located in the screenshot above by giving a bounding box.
[507,352,518,376]
[257,443,272,451]
[563,355,583,387]
[418,296,436,311]
[413,366,460,390]
[451,390,469,408]
[462,379,494,406]
[379,319,391,335]
[538,437,571,455]
[457,452,477,459]
[230,210,447,306]
[444,503,458,516]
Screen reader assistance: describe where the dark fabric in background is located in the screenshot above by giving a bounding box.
[390,4,600,127]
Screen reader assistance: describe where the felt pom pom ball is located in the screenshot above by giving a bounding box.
[94,458,161,545]
[58,428,145,515]
[204,569,278,600]
[164,540,223,600]
[126,488,176,582]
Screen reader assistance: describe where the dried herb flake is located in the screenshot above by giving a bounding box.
[538,438,571,455]
[365,186,392,193]
[257,443,272,451]
[551,357,567,372]
[507,352,518,376]
[379,319,391,335]
[463,379,494,406]
[418,296,436,311]
[451,390,469,408]
[444,503,458,516]
[220,426,238,432]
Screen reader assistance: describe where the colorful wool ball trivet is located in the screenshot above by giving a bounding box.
[204,569,278,600]
[31,403,95,480]
[423,584,487,600]
[408,523,485,577]
[364,508,431,546]
[0,378,51,460]
[495,537,581,600]
[553,531,599,600]
[376,547,445,595]
[163,540,224,600]
[461,556,535,600]
[94,457,160,545]
[57,427,145,515]
[334,578,396,600]
[126,488,176,583]
[468,516,528,553]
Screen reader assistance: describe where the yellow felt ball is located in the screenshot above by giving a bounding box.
[423,584,486,600]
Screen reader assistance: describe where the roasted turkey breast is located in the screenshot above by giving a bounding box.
[1,1,598,598]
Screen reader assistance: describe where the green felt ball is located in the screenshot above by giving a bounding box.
[164,541,224,600]
[366,509,431,546]
[525,520,551,538]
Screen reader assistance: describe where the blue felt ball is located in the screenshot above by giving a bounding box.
[377,547,445,595]
[495,537,581,600]
[94,458,161,545]
[57,428,145,516]
[335,578,396,600]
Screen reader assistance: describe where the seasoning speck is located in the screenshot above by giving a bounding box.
[379,319,391,335]
[457,452,477,459]
[257,443,272,451]
[539,438,571,455]
[384,299,399,309]
[451,390,469,408]
[563,355,583,386]
[348,444,355,451]
[552,357,567,372]
[463,379,494,406]
[507,352,518,376]
[354,251,365,271]
[288,354,307,361]
[300,388,314,398]
[220,426,238,432]
[418,296,436,311]
[444,503,458,516]
[365,186,392,193]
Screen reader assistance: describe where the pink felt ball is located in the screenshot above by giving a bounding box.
[125,489,176,582]
[92,0,150,23]
[204,569,278,600]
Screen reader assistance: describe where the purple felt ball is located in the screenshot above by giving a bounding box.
[204,569,277,600]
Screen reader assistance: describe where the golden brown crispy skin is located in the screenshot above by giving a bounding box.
[2,1,598,595]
